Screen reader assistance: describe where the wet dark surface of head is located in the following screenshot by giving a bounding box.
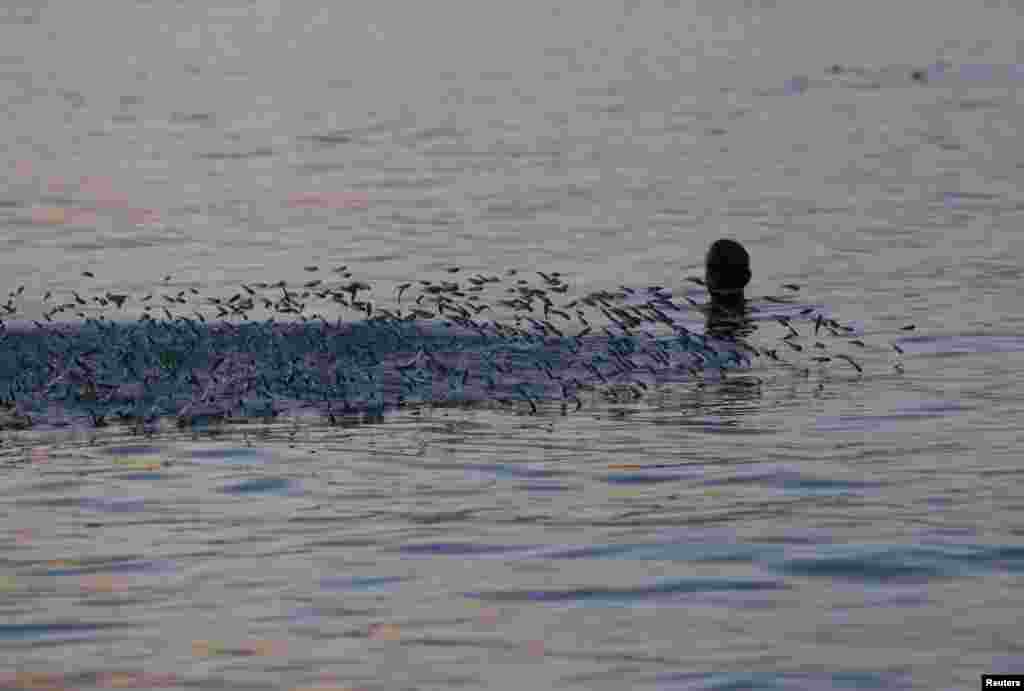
[705,239,751,303]
[703,239,754,338]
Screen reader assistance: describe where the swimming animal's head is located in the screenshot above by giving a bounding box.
[704,239,751,302]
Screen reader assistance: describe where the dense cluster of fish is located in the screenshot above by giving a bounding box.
[0,266,908,429]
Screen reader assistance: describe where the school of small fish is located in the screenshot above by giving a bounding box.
[0,267,909,429]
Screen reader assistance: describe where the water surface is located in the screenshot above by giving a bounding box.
[2,1,1023,689]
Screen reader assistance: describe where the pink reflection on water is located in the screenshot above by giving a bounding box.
[79,574,131,593]
[79,175,129,208]
[0,671,70,690]
[20,161,373,228]
[27,204,159,228]
[0,670,184,689]
[127,207,160,226]
[96,671,181,688]
[286,191,369,209]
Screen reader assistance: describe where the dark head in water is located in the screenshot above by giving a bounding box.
[705,239,751,307]
[703,238,755,340]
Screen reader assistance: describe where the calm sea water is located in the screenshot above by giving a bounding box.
[2,1,1024,689]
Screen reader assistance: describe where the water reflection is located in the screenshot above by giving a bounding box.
[704,298,758,342]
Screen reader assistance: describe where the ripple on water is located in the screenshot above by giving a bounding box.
[895,334,1024,356]
[391,529,1024,585]
[464,577,787,606]
[702,465,885,497]
[602,464,707,484]
[776,543,966,582]
[217,476,299,496]
[41,559,174,577]
[0,621,131,642]
[652,670,910,691]
[814,400,967,433]
[319,575,406,592]
[185,446,270,466]
[398,542,542,557]
[100,444,163,456]
[79,496,147,512]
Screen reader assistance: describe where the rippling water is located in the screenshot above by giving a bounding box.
[2,1,1024,689]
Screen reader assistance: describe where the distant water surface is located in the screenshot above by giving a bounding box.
[2,1,1023,689]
